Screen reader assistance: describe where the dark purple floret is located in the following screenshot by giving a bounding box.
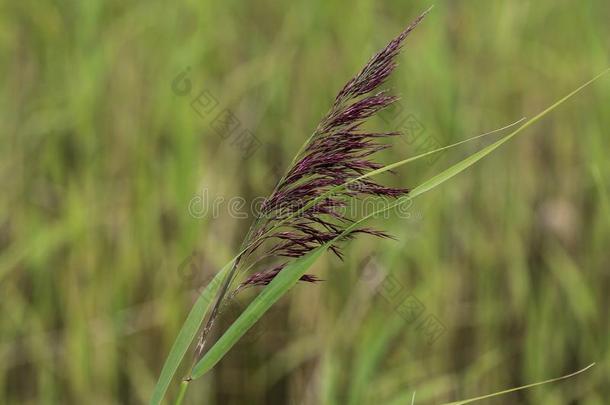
[233,263,322,296]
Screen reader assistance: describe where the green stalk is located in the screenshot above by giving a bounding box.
[173,380,190,405]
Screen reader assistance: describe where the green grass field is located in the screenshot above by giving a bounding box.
[1,1,609,403]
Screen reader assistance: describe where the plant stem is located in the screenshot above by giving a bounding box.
[174,380,190,405]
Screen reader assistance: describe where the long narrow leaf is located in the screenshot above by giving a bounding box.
[149,261,232,405]
[258,117,527,241]
[191,248,325,378]
[440,363,595,405]
[189,70,607,381]
[406,69,609,199]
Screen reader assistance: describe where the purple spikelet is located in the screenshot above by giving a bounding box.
[236,10,429,292]
[233,263,322,295]
[334,10,429,105]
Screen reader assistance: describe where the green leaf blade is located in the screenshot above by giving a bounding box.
[440,363,595,405]
[149,262,232,405]
[191,248,325,378]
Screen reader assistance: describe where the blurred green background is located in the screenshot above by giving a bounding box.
[1,0,609,404]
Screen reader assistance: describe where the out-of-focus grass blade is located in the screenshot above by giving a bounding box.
[440,363,595,405]
[149,261,232,405]
[189,70,608,381]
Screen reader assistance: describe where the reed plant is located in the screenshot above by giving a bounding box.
[152,8,607,404]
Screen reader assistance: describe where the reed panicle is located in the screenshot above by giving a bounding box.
[192,8,430,363]
[235,9,431,289]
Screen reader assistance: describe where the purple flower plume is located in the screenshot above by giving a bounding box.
[236,10,429,292]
